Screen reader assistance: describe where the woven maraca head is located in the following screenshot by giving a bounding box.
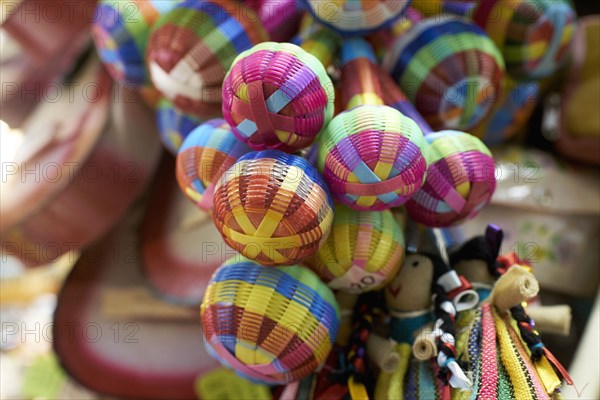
[176,119,252,211]
[382,18,505,131]
[156,98,204,155]
[305,205,404,293]
[201,260,340,384]
[318,105,428,211]
[222,42,335,152]
[299,0,410,35]
[469,0,576,80]
[146,0,268,118]
[470,78,540,145]
[213,150,334,266]
[405,130,496,227]
[92,0,182,85]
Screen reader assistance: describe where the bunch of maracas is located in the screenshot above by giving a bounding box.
[91,0,576,389]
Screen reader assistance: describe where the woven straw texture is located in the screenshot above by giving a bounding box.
[222,42,335,152]
[405,130,496,227]
[146,0,267,117]
[470,78,540,145]
[299,0,410,35]
[201,260,340,384]
[318,105,428,211]
[92,0,181,85]
[213,150,334,266]
[467,0,576,80]
[382,17,505,131]
[305,205,404,294]
[176,119,252,211]
[156,98,204,155]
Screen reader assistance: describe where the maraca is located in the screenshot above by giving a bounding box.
[412,0,577,80]
[305,204,405,293]
[469,78,540,145]
[146,0,268,118]
[201,259,340,384]
[318,38,428,211]
[379,66,496,227]
[212,150,334,266]
[299,0,411,35]
[382,17,505,131]
[176,119,252,211]
[156,98,204,155]
[221,22,338,152]
[92,0,183,86]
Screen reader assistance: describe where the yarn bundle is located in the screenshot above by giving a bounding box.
[88,0,578,392]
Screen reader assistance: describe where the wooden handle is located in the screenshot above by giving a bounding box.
[527,305,572,336]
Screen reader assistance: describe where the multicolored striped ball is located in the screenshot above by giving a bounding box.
[305,205,404,293]
[176,119,252,211]
[405,131,497,227]
[222,42,335,152]
[213,150,334,266]
[467,0,576,81]
[318,105,428,211]
[146,0,267,118]
[299,0,410,35]
[382,18,505,131]
[92,0,182,85]
[156,98,204,155]
[201,260,340,384]
[470,78,540,145]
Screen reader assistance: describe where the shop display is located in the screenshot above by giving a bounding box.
[3,1,596,398]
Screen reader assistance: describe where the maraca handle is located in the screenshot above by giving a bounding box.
[378,66,434,135]
[340,38,385,109]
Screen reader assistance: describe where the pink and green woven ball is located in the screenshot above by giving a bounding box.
[156,98,204,155]
[305,205,404,294]
[318,105,429,211]
[405,130,496,227]
[92,0,182,86]
[212,150,334,266]
[146,0,268,118]
[222,42,335,152]
[299,0,410,35]
[382,17,505,131]
[201,259,340,384]
[176,119,252,211]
